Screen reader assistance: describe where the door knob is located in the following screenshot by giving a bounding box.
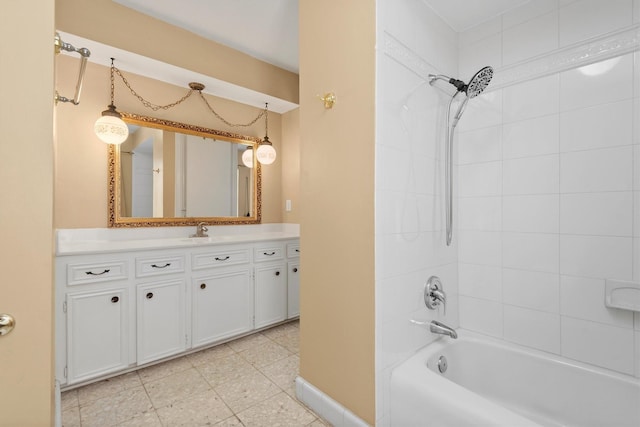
[0,313,16,336]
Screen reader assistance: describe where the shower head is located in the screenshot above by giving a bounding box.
[428,66,493,98]
[465,66,493,98]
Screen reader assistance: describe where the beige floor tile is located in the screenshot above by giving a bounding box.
[77,372,142,405]
[138,355,193,383]
[238,340,292,368]
[79,385,153,427]
[226,332,270,352]
[214,371,281,413]
[144,368,211,409]
[196,353,259,387]
[156,389,233,426]
[307,419,332,427]
[271,331,300,354]
[61,389,79,410]
[61,405,81,427]
[261,321,299,339]
[116,411,163,426]
[236,392,316,427]
[259,354,299,396]
[213,415,244,426]
[187,343,236,366]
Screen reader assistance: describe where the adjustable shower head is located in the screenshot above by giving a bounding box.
[465,66,493,98]
[428,66,494,98]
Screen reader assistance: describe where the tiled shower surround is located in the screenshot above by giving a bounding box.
[376,0,640,425]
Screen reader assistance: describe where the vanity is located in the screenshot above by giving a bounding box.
[54,224,299,389]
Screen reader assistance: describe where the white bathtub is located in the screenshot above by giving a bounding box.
[390,330,640,427]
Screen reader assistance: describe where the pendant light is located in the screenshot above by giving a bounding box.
[94,58,129,145]
[242,146,254,168]
[256,103,276,165]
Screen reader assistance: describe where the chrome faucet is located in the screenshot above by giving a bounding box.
[430,320,457,339]
[425,276,447,315]
[190,222,209,238]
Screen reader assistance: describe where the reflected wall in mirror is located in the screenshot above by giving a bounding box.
[108,112,262,227]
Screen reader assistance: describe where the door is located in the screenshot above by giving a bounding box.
[0,2,55,424]
[254,263,287,328]
[137,279,186,364]
[66,289,129,384]
[192,268,253,347]
[287,261,300,318]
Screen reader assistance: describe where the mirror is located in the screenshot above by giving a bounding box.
[108,112,262,227]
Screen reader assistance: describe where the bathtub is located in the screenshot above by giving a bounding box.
[390,330,640,427]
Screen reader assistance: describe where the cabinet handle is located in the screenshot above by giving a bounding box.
[151,263,171,269]
[146,292,153,299]
[200,283,206,290]
[214,256,230,261]
[111,296,119,303]
[275,271,280,276]
[295,249,300,253]
[293,267,298,273]
[263,251,276,256]
[85,269,110,276]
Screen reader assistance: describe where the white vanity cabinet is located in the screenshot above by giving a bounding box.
[191,245,254,348]
[55,231,299,388]
[66,287,129,384]
[286,241,300,318]
[55,255,134,386]
[254,243,287,329]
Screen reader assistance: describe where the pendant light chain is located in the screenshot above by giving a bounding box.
[111,62,266,127]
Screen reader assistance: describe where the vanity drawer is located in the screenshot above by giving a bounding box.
[135,254,185,278]
[254,245,285,263]
[67,261,128,286]
[192,247,250,270]
[286,243,300,258]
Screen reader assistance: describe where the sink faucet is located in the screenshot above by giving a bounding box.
[430,320,457,339]
[190,222,209,238]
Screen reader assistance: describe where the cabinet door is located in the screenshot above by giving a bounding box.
[66,288,128,384]
[192,269,253,347]
[254,263,287,328]
[287,261,300,319]
[137,280,186,365]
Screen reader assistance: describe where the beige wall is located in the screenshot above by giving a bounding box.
[298,0,376,424]
[0,0,55,424]
[282,108,301,224]
[56,0,299,105]
[55,56,287,227]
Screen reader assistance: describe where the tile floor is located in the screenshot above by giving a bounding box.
[61,320,328,426]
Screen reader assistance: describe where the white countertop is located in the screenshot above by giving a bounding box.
[56,224,300,256]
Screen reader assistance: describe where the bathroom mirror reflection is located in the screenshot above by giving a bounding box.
[108,112,262,227]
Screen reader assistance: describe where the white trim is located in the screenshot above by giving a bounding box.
[383,24,640,90]
[295,376,370,427]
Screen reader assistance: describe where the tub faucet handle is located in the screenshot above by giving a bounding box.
[425,276,447,315]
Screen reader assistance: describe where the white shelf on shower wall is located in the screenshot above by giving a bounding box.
[605,280,640,312]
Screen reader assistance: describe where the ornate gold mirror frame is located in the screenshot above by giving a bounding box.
[108,112,262,227]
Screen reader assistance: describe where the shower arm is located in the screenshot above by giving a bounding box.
[428,74,467,92]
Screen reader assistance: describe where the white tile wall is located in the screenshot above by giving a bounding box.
[558,0,633,47]
[503,305,561,353]
[455,2,638,379]
[502,11,558,66]
[561,317,635,375]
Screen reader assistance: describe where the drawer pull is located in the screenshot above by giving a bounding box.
[111,296,119,303]
[295,249,300,253]
[146,292,154,299]
[85,269,110,276]
[151,263,171,269]
[263,251,276,256]
[275,271,281,276]
[293,267,298,273]
[214,256,230,261]
[200,283,206,290]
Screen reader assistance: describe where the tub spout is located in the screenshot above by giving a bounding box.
[430,320,457,339]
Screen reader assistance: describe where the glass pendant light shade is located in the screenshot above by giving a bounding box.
[94,104,129,145]
[256,136,276,165]
[242,146,254,168]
